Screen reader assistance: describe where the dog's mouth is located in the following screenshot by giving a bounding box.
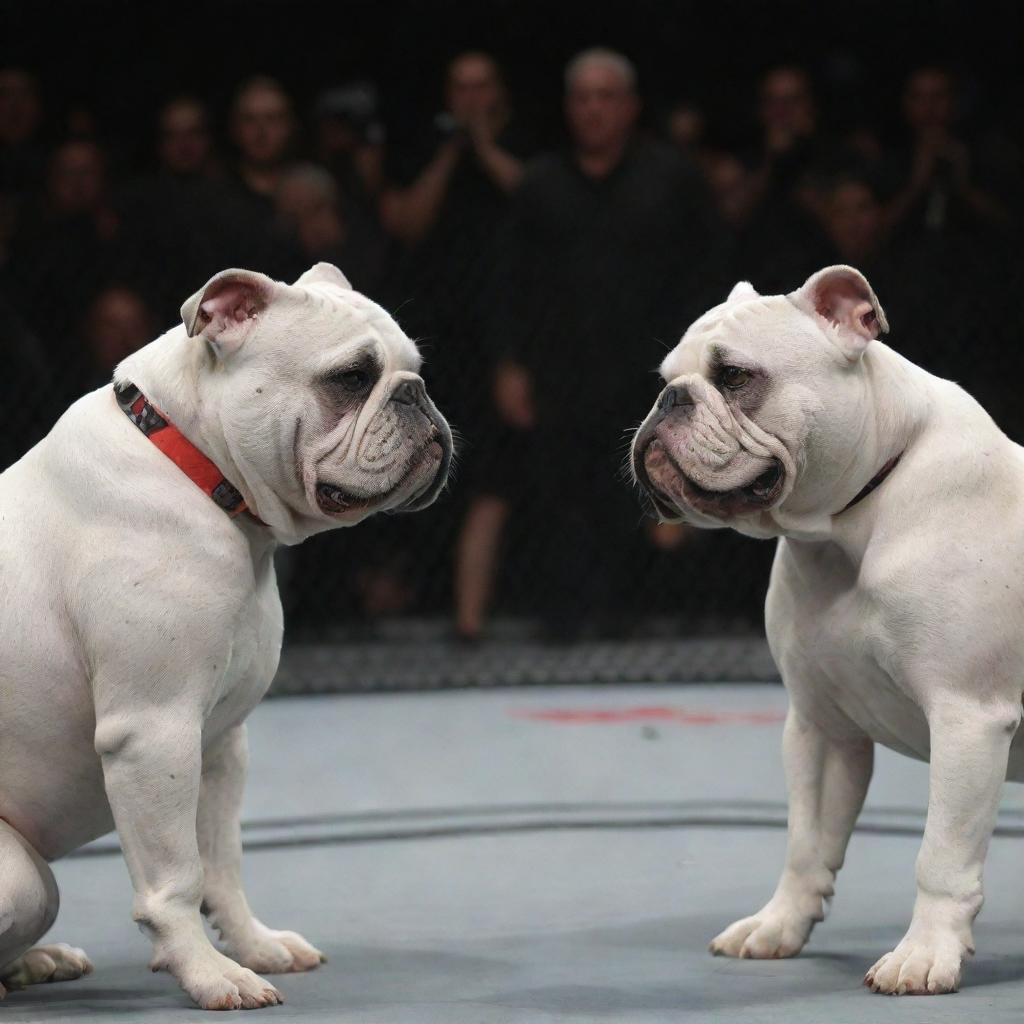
[315,436,446,517]
[640,439,784,518]
[685,459,784,504]
[314,482,369,515]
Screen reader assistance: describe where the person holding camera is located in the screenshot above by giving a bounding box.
[380,52,535,523]
[381,51,528,247]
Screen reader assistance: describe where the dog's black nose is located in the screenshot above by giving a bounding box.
[391,378,425,406]
[658,383,693,412]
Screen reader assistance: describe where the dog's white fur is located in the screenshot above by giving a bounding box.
[633,265,1024,995]
[0,263,450,1009]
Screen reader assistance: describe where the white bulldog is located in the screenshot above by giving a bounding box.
[0,263,452,1009]
[632,265,1024,995]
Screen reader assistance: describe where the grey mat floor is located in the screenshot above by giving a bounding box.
[7,684,1024,1022]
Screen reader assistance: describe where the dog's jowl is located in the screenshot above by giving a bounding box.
[0,263,452,1009]
[632,264,1024,996]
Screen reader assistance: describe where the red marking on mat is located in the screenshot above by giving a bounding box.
[510,706,785,726]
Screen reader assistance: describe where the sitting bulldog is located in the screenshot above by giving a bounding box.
[0,263,451,1009]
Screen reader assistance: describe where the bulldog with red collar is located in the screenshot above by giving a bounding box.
[0,263,451,1009]
[632,265,1024,996]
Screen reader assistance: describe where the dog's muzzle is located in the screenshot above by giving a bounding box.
[632,410,682,519]
[631,381,785,520]
[390,378,453,513]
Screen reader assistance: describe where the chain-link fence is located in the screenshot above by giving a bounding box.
[3,8,1023,690]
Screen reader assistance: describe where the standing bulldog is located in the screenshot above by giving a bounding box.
[0,263,452,1009]
[632,265,1024,995]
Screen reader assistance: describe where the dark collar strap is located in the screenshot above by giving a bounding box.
[114,382,264,525]
[837,452,903,515]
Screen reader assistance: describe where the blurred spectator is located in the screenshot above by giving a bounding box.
[0,68,44,263]
[454,47,724,639]
[230,76,297,206]
[665,100,706,158]
[120,93,300,327]
[0,68,41,161]
[730,66,832,290]
[381,50,535,466]
[822,175,887,265]
[46,138,116,227]
[758,66,818,167]
[221,76,307,282]
[0,289,51,468]
[381,51,527,246]
[883,66,1008,236]
[157,96,216,178]
[703,152,753,228]
[275,163,389,295]
[287,53,534,633]
[817,170,1010,438]
[313,82,385,205]
[78,285,153,389]
[663,99,755,233]
[4,139,128,351]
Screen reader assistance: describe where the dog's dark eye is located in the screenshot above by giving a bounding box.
[720,366,751,390]
[330,369,372,393]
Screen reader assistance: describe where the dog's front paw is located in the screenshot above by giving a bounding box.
[864,930,967,995]
[709,902,816,959]
[158,946,283,1010]
[233,924,326,975]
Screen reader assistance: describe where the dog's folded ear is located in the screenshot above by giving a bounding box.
[791,265,889,362]
[181,268,278,357]
[294,262,352,291]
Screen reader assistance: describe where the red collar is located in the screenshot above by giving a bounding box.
[114,382,265,525]
[837,452,903,515]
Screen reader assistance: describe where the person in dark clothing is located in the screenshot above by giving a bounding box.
[881,66,1010,238]
[819,171,1014,441]
[3,139,131,363]
[0,291,51,470]
[381,50,534,435]
[731,65,833,292]
[320,51,536,633]
[220,77,303,281]
[118,96,291,328]
[454,48,725,639]
[0,68,45,266]
[274,162,390,299]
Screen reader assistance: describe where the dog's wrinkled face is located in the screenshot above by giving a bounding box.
[631,266,888,538]
[180,263,452,540]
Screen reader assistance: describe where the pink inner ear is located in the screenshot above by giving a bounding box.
[812,275,879,339]
[199,281,261,327]
[813,274,864,322]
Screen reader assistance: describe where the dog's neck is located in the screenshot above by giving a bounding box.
[769,342,929,547]
[114,328,291,548]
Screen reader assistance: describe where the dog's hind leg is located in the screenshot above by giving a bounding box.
[0,818,91,994]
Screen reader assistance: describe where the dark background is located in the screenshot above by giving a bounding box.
[2,0,1022,655]
[3,1,1022,167]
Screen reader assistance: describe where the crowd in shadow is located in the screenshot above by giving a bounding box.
[2,50,1021,639]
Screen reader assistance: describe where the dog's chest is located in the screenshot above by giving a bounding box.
[767,541,933,761]
[202,564,284,741]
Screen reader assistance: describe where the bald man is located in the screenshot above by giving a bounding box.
[454,49,725,638]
